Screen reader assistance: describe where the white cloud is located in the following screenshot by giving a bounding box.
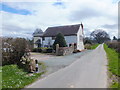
[1,0,118,39]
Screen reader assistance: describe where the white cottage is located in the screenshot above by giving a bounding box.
[33,24,84,51]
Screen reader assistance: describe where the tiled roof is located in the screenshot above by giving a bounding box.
[43,24,81,37]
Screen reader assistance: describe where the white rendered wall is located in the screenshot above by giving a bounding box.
[33,37,42,48]
[43,37,53,47]
[64,36,77,46]
[33,28,84,50]
[42,36,77,47]
[77,26,84,51]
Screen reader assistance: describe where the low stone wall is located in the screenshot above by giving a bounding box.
[56,44,74,56]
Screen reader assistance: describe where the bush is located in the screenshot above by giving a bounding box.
[2,37,29,66]
[84,44,99,49]
[84,44,91,49]
[46,48,53,53]
[84,37,92,45]
[106,42,120,53]
[32,47,53,53]
[53,33,67,50]
[38,48,42,52]
[32,48,38,52]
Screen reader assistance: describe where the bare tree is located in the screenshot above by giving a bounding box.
[90,29,110,44]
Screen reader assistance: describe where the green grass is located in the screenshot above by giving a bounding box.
[104,44,119,88]
[2,64,45,88]
[90,44,99,49]
[104,44,119,76]
[84,44,99,50]
[111,82,119,88]
[0,66,2,89]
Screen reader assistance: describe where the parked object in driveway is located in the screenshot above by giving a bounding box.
[35,60,39,73]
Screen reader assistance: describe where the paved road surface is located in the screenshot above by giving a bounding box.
[30,50,91,75]
[27,44,108,88]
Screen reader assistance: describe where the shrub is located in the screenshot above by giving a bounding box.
[84,44,99,49]
[46,48,53,53]
[2,37,30,66]
[106,42,120,53]
[84,37,92,45]
[37,48,42,52]
[32,47,53,53]
[32,48,38,52]
[84,44,91,49]
[53,33,67,50]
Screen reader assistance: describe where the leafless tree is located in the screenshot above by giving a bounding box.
[90,29,110,44]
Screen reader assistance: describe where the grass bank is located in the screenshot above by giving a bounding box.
[85,44,99,49]
[2,64,46,89]
[0,67,2,89]
[90,44,99,49]
[104,44,119,88]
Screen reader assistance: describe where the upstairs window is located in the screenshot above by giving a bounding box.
[52,37,56,40]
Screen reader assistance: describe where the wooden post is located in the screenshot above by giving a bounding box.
[56,44,59,55]
[71,43,74,48]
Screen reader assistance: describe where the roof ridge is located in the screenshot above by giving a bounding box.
[43,24,81,37]
[48,24,81,28]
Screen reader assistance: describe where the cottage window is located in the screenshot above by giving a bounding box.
[42,37,45,41]
[52,37,55,40]
[69,44,72,47]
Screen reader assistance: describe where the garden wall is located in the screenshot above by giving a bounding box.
[56,44,74,56]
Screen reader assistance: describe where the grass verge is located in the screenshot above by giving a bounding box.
[0,66,2,89]
[2,64,45,89]
[90,44,99,49]
[85,44,99,50]
[104,44,119,88]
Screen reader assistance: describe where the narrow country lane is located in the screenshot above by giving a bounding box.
[27,44,108,88]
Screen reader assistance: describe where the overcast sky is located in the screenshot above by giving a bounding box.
[0,0,119,39]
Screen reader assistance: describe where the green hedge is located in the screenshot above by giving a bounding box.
[32,47,53,53]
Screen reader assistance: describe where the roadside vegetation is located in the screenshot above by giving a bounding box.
[84,44,99,49]
[32,47,53,53]
[84,29,110,50]
[90,44,99,49]
[104,43,119,88]
[0,66,2,89]
[2,37,46,89]
[2,64,45,88]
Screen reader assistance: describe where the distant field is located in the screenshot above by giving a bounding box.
[104,44,119,88]
[2,64,45,88]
